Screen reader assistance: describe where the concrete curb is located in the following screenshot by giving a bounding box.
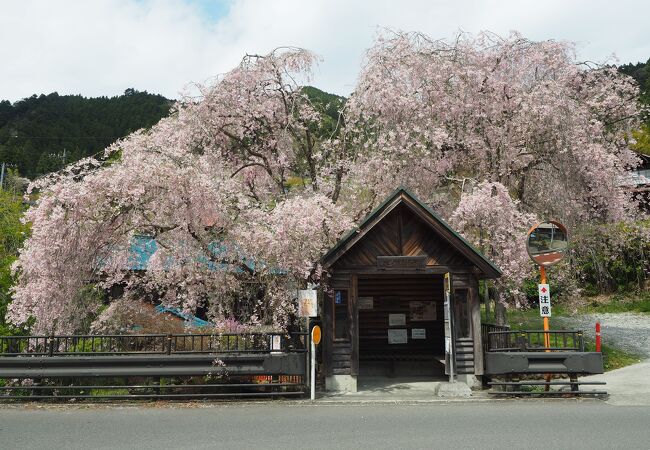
[0,394,607,410]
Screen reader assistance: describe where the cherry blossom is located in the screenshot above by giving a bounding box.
[9,32,643,333]
[345,31,641,224]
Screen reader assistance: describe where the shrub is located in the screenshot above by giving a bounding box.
[568,219,650,294]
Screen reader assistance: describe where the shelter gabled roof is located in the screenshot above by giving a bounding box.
[321,187,502,278]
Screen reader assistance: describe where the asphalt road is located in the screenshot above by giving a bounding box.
[2,401,649,450]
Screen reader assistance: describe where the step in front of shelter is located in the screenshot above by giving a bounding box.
[321,377,474,400]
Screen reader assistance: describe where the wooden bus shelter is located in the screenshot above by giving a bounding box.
[320,188,501,392]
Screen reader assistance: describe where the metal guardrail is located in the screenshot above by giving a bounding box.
[484,351,604,375]
[0,332,306,356]
[0,353,307,378]
[482,327,605,397]
[0,332,309,401]
[486,330,585,352]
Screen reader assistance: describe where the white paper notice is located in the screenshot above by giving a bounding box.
[410,301,436,321]
[388,329,408,344]
[358,297,374,310]
[389,313,406,326]
[411,328,426,339]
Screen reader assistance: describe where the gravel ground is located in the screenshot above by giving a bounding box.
[558,312,650,358]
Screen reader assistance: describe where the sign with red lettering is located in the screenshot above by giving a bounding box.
[538,284,551,317]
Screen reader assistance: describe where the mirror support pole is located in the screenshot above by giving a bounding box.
[540,265,552,390]
[540,265,550,350]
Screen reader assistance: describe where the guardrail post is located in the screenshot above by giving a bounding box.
[577,331,584,352]
[48,335,55,356]
[166,334,172,355]
[517,333,527,351]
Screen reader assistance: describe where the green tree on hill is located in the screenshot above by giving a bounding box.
[0,190,28,335]
[0,89,172,178]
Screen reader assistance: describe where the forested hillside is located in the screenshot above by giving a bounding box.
[619,59,649,100]
[0,89,172,178]
[619,58,650,155]
[0,87,344,180]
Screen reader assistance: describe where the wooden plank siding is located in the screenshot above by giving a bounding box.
[351,274,359,376]
[336,204,472,270]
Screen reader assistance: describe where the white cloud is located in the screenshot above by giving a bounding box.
[1,0,649,102]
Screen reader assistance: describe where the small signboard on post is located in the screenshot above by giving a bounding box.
[443,272,455,381]
[297,290,318,317]
[538,283,552,317]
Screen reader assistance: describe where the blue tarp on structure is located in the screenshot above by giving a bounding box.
[154,305,212,328]
[128,236,158,271]
[128,235,285,274]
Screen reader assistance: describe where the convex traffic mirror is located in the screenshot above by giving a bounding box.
[526,221,568,266]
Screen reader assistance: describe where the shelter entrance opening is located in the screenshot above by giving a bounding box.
[358,274,446,378]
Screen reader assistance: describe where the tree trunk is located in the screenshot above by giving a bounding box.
[483,279,491,322]
[495,300,507,327]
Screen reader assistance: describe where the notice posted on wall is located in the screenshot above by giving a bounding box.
[388,313,406,326]
[388,329,408,344]
[411,328,426,339]
[410,301,436,321]
[358,296,374,310]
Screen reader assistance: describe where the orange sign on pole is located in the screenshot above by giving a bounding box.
[309,324,321,401]
[311,325,321,345]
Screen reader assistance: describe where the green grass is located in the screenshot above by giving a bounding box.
[578,291,650,314]
[483,304,571,331]
[584,341,643,371]
[91,388,130,396]
[502,307,569,331]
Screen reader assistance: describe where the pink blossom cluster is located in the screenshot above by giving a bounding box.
[451,182,537,306]
[345,31,641,223]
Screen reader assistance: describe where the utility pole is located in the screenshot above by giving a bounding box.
[0,162,17,191]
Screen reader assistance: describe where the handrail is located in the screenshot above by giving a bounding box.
[0,332,308,357]
[486,329,584,352]
[488,330,582,335]
[481,323,510,353]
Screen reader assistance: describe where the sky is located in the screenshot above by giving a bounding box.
[1,0,649,102]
